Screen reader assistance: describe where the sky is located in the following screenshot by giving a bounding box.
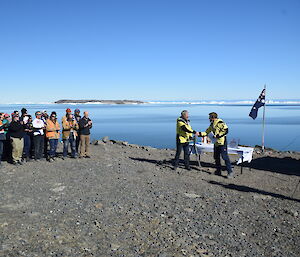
[0,0,299,103]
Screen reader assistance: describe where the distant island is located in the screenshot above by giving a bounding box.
[54,99,146,104]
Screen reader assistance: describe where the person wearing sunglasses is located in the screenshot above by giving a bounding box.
[46,112,61,162]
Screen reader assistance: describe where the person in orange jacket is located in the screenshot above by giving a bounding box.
[46,112,60,162]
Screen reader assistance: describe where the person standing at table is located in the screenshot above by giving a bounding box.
[199,112,234,178]
[173,110,199,171]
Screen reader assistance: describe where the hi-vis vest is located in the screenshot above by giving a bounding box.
[200,118,229,146]
[176,117,194,144]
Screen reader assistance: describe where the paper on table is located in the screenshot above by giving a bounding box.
[229,139,238,148]
[207,132,216,144]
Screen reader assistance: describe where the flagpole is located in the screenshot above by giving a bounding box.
[262,84,266,152]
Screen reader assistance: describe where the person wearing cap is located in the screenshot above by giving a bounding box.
[8,114,25,165]
[32,111,45,161]
[79,111,92,158]
[46,112,60,162]
[23,115,33,162]
[199,112,234,178]
[41,110,48,123]
[62,113,79,159]
[74,109,81,152]
[62,108,72,123]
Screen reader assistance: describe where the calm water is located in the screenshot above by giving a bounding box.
[1,104,299,151]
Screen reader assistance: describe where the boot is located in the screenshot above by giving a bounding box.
[214,169,222,176]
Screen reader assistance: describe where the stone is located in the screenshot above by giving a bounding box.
[253,194,272,200]
[110,243,120,251]
[101,136,109,143]
[232,210,239,215]
[268,209,276,217]
[285,209,299,217]
[95,203,103,209]
[92,140,100,145]
[94,220,101,228]
[184,193,201,199]
[50,186,66,193]
[0,222,8,228]
[184,208,194,213]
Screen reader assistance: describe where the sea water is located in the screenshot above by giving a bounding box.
[1,103,299,151]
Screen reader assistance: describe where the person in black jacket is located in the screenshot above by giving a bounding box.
[78,111,92,158]
[0,113,9,166]
[23,115,33,161]
[20,108,28,123]
[74,108,81,152]
[8,114,25,165]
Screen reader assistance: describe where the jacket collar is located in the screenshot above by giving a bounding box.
[178,116,190,124]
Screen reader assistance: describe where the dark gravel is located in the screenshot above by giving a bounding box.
[1,140,299,257]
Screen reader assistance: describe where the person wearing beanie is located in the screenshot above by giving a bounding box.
[62,113,79,159]
[62,108,72,123]
[199,112,234,179]
[20,108,28,124]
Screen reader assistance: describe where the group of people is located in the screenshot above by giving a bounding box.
[1,107,233,177]
[174,110,234,178]
[0,108,93,166]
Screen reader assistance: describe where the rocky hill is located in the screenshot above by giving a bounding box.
[54,99,146,104]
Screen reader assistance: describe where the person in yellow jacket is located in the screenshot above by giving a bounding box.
[62,113,79,159]
[46,112,60,162]
[199,112,234,178]
[173,110,199,170]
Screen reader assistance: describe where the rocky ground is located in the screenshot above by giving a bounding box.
[0,139,299,257]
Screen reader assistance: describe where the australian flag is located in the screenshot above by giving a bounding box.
[249,88,266,119]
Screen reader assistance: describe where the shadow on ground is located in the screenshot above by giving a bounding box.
[205,180,300,203]
[129,157,214,170]
[244,156,300,176]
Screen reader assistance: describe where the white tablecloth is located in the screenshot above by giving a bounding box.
[190,143,254,164]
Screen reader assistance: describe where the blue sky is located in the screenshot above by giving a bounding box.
[0,0,299,103]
